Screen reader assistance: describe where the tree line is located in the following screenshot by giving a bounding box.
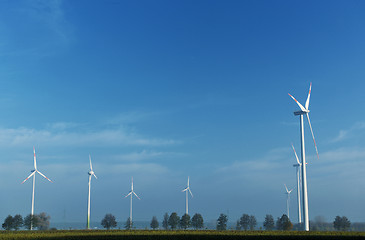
[216,213,290,231]
[100,213,353,231]
[101,212,204,230]
[2,212,353,231]
[2,213,51,230]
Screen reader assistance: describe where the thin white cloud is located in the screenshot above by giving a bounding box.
[219,147,290,171]
[316,147,365,163]
[107,111,161,125]
[215,143,365,193]
[0,0,73,59]
[309,146,365,183]
[99,163,168,175]
[0,153,169,182]
[0,125,178,147]
[331,130,348,143]
[114,150,182,162]
[330,122,365,143]
[25,0,71,43]
[216,146,292,189]
[280,121,299,126]
[46,122,80,130]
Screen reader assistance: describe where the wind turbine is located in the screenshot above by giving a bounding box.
[288,83,319,231]
[291,143,302,224]
[284,184,293,219]
[86,154,97,229]
[182,176,193,215]
[125,177,140,229]
[21,147,52,230]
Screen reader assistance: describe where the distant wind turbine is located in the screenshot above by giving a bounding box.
[86,154,97,229]
[22,147,52,230]
[125,177,140,229]
[182,176,193,215]
[284,184,293,219]
[291,143,302,224]
[288,82,319,231]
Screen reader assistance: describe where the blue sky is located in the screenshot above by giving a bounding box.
[1,0,365,226]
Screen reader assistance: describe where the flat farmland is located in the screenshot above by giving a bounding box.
[0,230,365,240]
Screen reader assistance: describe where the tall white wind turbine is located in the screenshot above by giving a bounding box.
[21,147,52,230]
[284,184,293,219]
[182,176,193,215]
[288,83,319,231]
[86,154,97,229]
[291,143,302,224]
[125,177,140,229]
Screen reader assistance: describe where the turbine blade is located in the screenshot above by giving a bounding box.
[187,176,190,187]
[133,191,141,200]
[89,154,93,171]
[37,170,53,183]
[93,173,97,179]
[305,82,312,110]
[284,184,289,193]
[188,188,193,197]
[125,192,132,198]
[288,93,306,112]
[306,113,319,160]
[131,177,134,191]
[22,171,35,184]
[33,147,37,170]
[182,188,188,192]
[291,143,301,165]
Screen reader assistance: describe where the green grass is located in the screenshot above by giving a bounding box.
[0,230,365,240]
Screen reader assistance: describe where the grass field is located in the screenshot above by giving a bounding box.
[0,230,365,240]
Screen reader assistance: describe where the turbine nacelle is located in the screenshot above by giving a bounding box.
[294,110,309,116]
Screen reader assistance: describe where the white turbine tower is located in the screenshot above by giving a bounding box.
[288,83,319,231]
[86,154,97,229]
[182,176,193,215]
[284,184,293,219]
[125,177,140,229]
[21,147,52,230]
[291,143,302,224]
